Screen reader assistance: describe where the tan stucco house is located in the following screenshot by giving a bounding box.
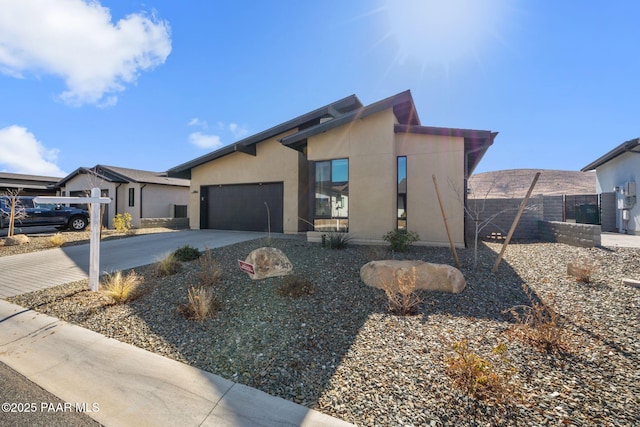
[57,165,189,229]
[168,90,497,247]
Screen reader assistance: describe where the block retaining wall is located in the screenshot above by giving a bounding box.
[538,221,601,247]
[139,217,190,229]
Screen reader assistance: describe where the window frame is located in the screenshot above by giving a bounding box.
[312,158,349,232]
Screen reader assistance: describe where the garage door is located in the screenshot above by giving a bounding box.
[201,183,283,232]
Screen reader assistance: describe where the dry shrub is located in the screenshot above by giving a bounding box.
[382,267,423,315]
[179,286,218,320]
[567,257,597,283]
[101,270,144,303]
[277,274,316,298]
[445,340,514,403]
[155,252,181,276]
[49,232,65,247]
[505,287,568,354]
[197,248,222,286]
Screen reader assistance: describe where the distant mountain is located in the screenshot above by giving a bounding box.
[468,169,596,198]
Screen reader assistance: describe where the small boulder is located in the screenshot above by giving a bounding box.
[244,247,293,280]
[4,234,30,246]
[360,260,466,294]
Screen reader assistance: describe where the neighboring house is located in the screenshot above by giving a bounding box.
[57,165,190,229]
[0,172,59,196]
[169,90,497,247]
[582,138,639,235]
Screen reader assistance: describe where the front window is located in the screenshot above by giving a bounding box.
[128,188,135,207]
[314,158,348,231]
[397,156,407,230]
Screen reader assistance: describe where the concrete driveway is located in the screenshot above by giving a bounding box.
[0,229,268,299]
[600,232,640,248]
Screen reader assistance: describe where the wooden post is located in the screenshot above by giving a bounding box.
[432,175,461,268]
[35,188,111,291]
[492,172,541,273]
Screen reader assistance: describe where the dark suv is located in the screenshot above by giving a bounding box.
[0,196,90,231]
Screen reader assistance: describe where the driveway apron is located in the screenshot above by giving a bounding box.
[0,230,266,299]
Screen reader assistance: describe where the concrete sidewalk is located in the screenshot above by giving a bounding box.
[0,301,352,427]
[0,230,353,426]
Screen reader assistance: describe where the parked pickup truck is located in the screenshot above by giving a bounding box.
[0,196,89,231]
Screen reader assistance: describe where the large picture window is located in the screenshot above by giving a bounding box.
[397,156,407,230]
[314,158,348,231]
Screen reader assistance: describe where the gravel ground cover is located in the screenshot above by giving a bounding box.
[7,237,640,426]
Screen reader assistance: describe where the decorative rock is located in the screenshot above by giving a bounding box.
[360,260,466,294]
[4,234,30,246]
[622,278,640,289]
[244,247,293,280]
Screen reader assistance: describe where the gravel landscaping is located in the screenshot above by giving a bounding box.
[6,236,640,426]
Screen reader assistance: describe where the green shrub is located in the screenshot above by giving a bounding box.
[113,213,132,233]
[277,274,316,298]
[382,229,420,252]
[322,232,351,249]
[174,245,200,262]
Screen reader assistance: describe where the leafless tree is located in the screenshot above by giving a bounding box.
[1,188,28,237]
[451,174,540,269]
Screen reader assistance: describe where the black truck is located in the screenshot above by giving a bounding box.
[0,196,89,231]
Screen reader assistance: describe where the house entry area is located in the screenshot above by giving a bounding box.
[200,183,284,232]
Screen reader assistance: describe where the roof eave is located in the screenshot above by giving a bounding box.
[581,138,640,171]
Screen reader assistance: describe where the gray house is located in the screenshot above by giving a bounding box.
[57,165,190,229]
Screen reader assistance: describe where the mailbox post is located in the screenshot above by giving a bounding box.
[35,188,111,291]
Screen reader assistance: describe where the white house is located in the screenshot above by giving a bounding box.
[582,138,639,234]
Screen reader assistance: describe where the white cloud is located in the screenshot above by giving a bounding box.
[0,0,171,106]
[188,132,223,149]
[188,117,207,128]
[229,123,249,139]
[0,125,67,176]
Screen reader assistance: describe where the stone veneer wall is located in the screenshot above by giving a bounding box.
[538,221,601,247]
[139,218,190,229]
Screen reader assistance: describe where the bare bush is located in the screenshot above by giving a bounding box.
[196,248,222,286]
[505,287,569,354]
[445,339,515,403]
[180,286,218,320]
[567,258,597,283]
[277,274,316,298]
[382,267,423,315]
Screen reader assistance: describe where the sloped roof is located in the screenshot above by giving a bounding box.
[394,124,498,177]
[0,172,60,190]
[168,94,363,179]
[280,90,419,150]
[57,165,189,187]
[581,138,640,171]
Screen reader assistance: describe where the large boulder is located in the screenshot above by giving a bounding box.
[3,234,30,246]
[360,260,466,294]
[244,247,293,280]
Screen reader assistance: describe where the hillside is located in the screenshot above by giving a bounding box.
[468,169,596,198]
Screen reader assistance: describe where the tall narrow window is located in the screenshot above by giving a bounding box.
[128,188,135,207]
[313,158,349,231]
[397,156,407,230]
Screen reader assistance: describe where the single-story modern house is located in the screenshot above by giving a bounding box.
[0,172,59,196]
[582,138,639,234]
[169,90,497,247]
[57,165,190,229]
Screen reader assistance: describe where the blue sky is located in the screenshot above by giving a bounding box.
[1,0,639,178]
